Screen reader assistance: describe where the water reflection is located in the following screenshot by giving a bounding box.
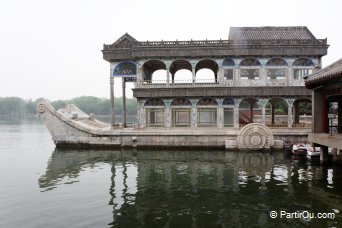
[39,149,342,227]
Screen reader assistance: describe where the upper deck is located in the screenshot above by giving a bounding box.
[102,27,328,96]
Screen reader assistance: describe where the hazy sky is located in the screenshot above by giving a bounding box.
[1,0,341,100]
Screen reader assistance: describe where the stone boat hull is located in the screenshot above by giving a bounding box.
[37,101,309,150]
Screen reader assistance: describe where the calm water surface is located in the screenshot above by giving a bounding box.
[0,117,342,227]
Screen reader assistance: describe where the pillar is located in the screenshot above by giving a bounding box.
[259,99,268,125]
[233,98,241,129]
[217,67,224,84]
[110,77,115,127]
[136,63,144,86]
[287,99,295,128]
[164,99,172,129]
[320,145,329,163]
[138,100,146,129]
[332,148,338,162]
[271,105,275,125]
[312,90,325,133]
[249,102,254,123]
[338,100,342,133]
[217,99,224,129]
[166,68,170,86]
[122,78,126,128]
[165,61,171,87]
[190,99,198,129]
[192,68,196,86]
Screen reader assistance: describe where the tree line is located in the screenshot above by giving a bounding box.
[0,96,137,116]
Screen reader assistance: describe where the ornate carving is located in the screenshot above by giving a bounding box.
[292,58,314,67]
[113,62,137,76]
[37,103,46,113]
[237,123,274,150]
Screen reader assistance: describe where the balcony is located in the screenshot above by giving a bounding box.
[137,79,220,88]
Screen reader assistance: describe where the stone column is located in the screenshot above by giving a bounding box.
[138,100,146,129]
[164,99,172,129]
[217,99,224,129]
[122,78,126,128]
[271,105,275,125]
[192,68,196,86]
[249,102,254,123]
[217,67,224,84]
[233,98,241,129]
[287,98,295,128]
[190,60,197,86]
[259,99,268,125]
[260,66,267,86]
[165,61,171,87]
[110,77,115,127]
[190,99,198,129]
[136,62,144,86]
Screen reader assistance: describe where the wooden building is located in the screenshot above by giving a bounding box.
[305,59,342,162]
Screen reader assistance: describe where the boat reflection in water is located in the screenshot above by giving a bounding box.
[39,149,341,227]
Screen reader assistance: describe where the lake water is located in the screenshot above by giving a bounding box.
[0,117,342,227]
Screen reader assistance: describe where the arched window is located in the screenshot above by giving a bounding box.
[144,98,165,127]
[266,58,288,80]
[239,58,261,80]
[222,58,235,80]
[142,60,166,83]
[195,59,218,83]
[197,98,218,127]
[293,58,314,80]
[238,98,260,126]
[170,60,192,84]
[171,98,191,127]
[293,98,312,128]
[223,98,235,127]
[265,98,289,127]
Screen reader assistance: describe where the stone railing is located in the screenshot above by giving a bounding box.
[138,79,220,88]
[104,39,327,50]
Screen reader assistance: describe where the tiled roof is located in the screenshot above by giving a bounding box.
[229,27,316,40]
[305,59,342,88]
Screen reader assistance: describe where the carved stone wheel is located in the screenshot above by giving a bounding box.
[237,123,274,150]
[37,103,46,113]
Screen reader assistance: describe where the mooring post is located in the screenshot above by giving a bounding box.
[122,77,127,128]
[110,77,115,128]
[320,145,329,164]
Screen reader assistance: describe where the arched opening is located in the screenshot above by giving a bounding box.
[266,58,288,80]
[151,69,167,83]
[239,98,260,126]
[171,98,191,127]
[173,69,192,83]
[197,98,218,127]
[196,69,216,83]
[195,59,218,83]
[223,98,235,127]
[293,58,315,80]
[142,60,166,83]
[239,58,261,80]
[293,98,312,128]
[265,98,288,127]
[170,60,192,84]
[326,95,342,134]
[144,98,165,127]
[222,58,235,80]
